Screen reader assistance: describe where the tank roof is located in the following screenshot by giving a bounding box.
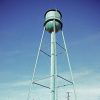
[44,9,62,18]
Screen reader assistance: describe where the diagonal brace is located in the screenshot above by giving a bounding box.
[40,49,51,57]
[57,75,73,84]
[32,81,50,89]
[56,42,66,51]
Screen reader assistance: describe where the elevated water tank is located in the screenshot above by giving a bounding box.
[44,9,62,33]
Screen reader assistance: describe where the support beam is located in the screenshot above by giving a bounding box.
[51,30,56,100]
[57,84,71,88]
[34,75,53,82]
[40,49,51,57]
[57,75,73,84]
[33,81,50,89]
[56,42,66,51]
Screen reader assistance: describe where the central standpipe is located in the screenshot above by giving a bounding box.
[44,9,62,100]
[51,30,56,100]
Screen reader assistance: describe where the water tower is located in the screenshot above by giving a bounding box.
[44,9,62,100]
[27,9,76,100]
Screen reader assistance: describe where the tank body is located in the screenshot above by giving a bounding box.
[44,10,62,33]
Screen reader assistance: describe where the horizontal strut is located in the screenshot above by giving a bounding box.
[57,84,72,88]
[33,75,53,82]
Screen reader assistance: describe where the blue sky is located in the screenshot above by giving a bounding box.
[0,0,100,100]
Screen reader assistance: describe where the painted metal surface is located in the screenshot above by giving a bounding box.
[45,10,61,21]
[51,31,56,100]
[44,10,62,33]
